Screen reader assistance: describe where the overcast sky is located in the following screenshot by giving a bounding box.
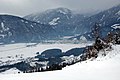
[0,0,120,17]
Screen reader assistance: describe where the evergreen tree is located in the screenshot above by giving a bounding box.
[91,23,101,39]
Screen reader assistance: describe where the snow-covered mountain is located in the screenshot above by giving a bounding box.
[0,4,120,43]
[0,15,57,44]
[25,8,72,24]
[24,8,86,36]
[69,4,120,40]
[25,5,120,39]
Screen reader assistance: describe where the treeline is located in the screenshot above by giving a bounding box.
[23,63,65,73]
[80,23,120,61]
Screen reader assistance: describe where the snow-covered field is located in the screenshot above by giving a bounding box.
[0,44,120,80]
[0,43,90,62]
[0,42,92,72]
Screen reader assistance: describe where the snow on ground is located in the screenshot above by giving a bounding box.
[1,68,22,74]
[0,45,120,80]
[111,24,120,29]
[49,17,60,25]
[0,43,89,57]
[0,43,91,65]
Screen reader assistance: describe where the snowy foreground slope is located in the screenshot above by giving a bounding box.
[0,45,120,80]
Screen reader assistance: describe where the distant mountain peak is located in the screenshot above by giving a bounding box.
[53,7,71,14]
[42,7,71,14]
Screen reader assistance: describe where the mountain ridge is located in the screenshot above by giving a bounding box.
[0,15,57,44]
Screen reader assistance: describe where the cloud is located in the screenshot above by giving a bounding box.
[52,0,120,11]
[0,0,120,16]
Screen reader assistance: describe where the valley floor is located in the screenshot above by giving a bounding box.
[0,45,120,80]
[0,43,90,62]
